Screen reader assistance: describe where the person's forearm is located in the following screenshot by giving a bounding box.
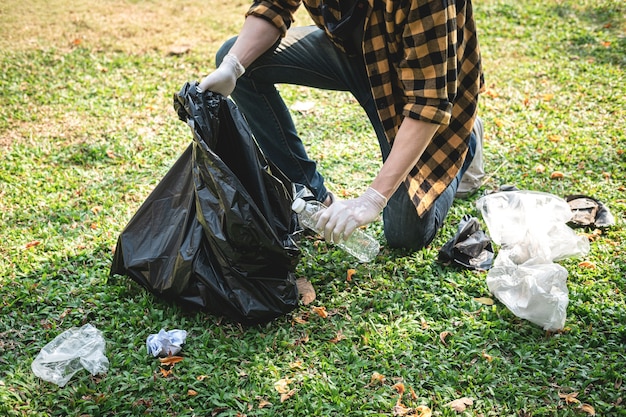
[227,16,281,67]
[370,117,439,200]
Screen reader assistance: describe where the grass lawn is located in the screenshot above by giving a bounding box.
[0,0,625,416]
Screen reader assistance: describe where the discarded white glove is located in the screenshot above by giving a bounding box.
[316,187,387,243]
[197,53,245,96]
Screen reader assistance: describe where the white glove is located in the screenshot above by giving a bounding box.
[197,53,246,96]
[316,187,387,243]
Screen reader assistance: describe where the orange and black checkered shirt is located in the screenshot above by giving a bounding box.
[247,0,483,216]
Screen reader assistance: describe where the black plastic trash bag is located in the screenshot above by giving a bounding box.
[565,194,615,228]
[110,82,301,324]
[438,215,494,270]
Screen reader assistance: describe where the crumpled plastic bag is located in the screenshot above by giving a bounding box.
[31,324,109,387]
[565,194,615,228]
[438,214,494,270]
[476,191,590,331]
[146,329,187,357]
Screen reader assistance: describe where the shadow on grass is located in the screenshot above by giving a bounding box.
[551,1,626,67]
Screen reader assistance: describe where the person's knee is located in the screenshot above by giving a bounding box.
[384,223,436,251]
[216,37,238,67]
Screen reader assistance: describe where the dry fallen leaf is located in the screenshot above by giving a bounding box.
[289,361,303,370]
[580,403,596,415]
[196,375,209,381]
[392,403,411,416]
[550,171,565,179]
[370,371,386,385]
[482,351,494,362]
[474,297,495,306]
[312,306,328,318]
[159,356,184,366]
[293,316,308,324]
[420,318,429,329]
[159,367,172,378]
[187,389,198,396]
[329,330,347,344]
[280,389,296,402]
[25,240,41,249]
[274,378,293,394]
[258,399,272,409]
[346,268,356,282]
[296,277,316,305]
[534,164,546,173]
[415,405,432,417]
[578,261,596,269]
[446,397,474,412]
[439,331,451,345]
[392,382,406,395]
[559,392,580,404]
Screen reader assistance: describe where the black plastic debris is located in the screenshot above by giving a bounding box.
[110,83,301,324]
[438,214,494,270]
[565,194,615,228]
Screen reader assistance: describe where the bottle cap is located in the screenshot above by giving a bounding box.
[291,198,306,213]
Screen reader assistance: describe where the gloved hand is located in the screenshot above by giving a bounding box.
[316,187,387,243]
[197,53,246,96]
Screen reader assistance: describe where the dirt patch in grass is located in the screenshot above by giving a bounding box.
[0,0,249,54]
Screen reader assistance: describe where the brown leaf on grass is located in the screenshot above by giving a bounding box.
[446,397,474,412]
[550,171,565,179]
[294,334,309,345]
[415,405,432,417]
[289,361,303,370]
[258,399,272,409]
[296,277,316,305]
[559,392,580,404]
[369,371,385,385]
[482,351,494,362]
[274,378,293,394]
[439,331,451,346]
[293,316,308,324]
[578,261,596,269]
[392,403,411,416]
[280,389,296,402]
[159,356,184,366]
[187,389,198,396]
[312,306,328,318]
[580,403,596,415]
[159,367,172,378]
[474,297,494,306]
[329,330,347,344]
[25,240,41,249]
[420,318,429,329]
[196,375,209,381]
[346,268,356,282]
[392,382,406,395]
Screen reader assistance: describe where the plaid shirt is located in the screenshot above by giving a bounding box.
[247,0,483,216]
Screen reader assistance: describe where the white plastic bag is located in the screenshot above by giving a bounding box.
[31,324,109,387]
[476,191,590,331]
[146,329,187,357]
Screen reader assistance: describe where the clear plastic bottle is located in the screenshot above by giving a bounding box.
[291,198,380,262]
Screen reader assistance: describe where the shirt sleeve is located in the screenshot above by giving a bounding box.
[246,0,302,37]
[399,0,456,125]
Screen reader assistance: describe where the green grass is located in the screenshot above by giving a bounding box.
[1,0,625,416]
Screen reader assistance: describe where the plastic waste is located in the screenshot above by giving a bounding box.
[291,198,379,262]
[146,329,187,357]
[31,324,109,387]
[565,194,615,228]
[110,84,300,324]
[438,214,494,270]
[476,191,589,331]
